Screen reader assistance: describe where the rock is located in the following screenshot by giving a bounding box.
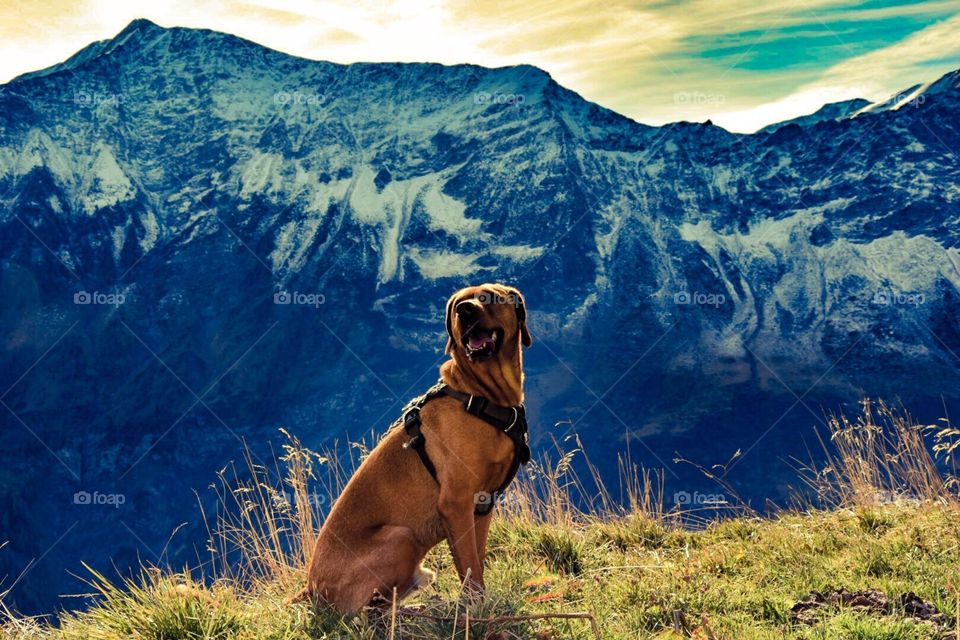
[791,588,951,629]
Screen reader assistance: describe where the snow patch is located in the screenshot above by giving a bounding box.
[417,182,482,238]
[408,249,485,279]
[80,142,135,214]
[47,194,63,213]
[139,210,160,252]
[348,166,482,283]
[111,225,126,262]
[678,212,960,363]
[239,151,286,196]
[269,216,327,272]
[490,244,545,261]
[644,158,665,178]
[2,131,75,186]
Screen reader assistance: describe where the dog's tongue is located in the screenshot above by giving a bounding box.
[468,331,495,350]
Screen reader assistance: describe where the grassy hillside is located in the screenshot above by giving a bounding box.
[3,404,960,639]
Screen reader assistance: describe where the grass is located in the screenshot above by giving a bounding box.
[3,401,960,639]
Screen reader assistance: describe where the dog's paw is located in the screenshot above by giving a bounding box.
[285,587,312,606]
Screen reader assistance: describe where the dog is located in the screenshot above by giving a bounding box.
[300,283,533,613]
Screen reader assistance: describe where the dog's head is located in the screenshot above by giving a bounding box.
[444,284,532,361]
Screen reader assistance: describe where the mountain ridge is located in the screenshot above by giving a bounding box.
[2,19,960,615]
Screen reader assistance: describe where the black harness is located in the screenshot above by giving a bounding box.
[397,380,531,515]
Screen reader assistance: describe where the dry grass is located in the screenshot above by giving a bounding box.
[800,400,959,508]
[201,429,326,588]
[3,399,960,639]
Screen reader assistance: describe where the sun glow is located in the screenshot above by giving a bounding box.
[3,0,960,132]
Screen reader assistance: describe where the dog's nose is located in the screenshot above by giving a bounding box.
[455,300,481,318]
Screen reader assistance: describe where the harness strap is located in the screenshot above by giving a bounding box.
[398,380,530,516]
[401,408,437,480]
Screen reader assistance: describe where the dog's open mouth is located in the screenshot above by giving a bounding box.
[462,325,503,361]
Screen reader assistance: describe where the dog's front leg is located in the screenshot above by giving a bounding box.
[438,490,484,590]
[474,511,493,566]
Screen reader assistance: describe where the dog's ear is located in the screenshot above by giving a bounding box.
[510,287,532,347]
[444,293,457,354]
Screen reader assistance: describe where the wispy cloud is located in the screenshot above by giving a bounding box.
[712,12,960,131]
[1,0,959,131]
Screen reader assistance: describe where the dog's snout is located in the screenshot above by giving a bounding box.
[455,300,481,318]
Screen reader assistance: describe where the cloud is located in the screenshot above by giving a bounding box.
[817,11,960,90]
[0,0,958,132]
[712,13,960,131]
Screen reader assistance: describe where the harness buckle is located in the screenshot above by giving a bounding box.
[401,405,421,426]
[503,407,519,432]
[401,405,424,449]
[465,394,487,416]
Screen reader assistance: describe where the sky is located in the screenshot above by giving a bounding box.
[2,0,960,132]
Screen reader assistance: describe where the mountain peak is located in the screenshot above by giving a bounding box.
[760,97,871,133]
[115,17,165,37]
[852,67,960,117]
[10,18,168,83]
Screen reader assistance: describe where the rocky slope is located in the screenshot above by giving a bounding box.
[1,19,959,613]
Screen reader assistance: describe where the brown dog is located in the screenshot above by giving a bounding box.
[301,283,532,613]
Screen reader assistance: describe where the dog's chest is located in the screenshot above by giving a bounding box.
[417,514,448,547]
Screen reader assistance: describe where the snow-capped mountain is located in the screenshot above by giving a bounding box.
[2,19,960,613]
[759,98,871,132]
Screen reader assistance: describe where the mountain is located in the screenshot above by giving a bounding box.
[760,97,871,132]
[2,19,960,614]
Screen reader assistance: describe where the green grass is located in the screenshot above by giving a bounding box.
[4,402,960,639]
[4,503,959,639]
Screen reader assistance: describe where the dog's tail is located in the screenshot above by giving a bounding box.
[412,565,435,591]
